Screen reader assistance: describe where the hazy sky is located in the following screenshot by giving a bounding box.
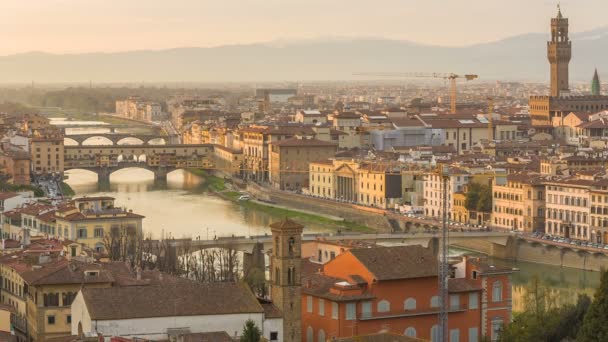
[1,0,606,55]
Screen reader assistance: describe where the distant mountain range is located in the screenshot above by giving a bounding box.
[1,27,607,83]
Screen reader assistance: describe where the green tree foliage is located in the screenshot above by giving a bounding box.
[0,180,44,197]
[498,276,590,342]
[465,183,492,213]
[244,267,267,298]
[240,319,262,342]
[578,270,608,341]
[0,102,38,115]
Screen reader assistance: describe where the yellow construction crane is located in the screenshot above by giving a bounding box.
[353,72,478,114]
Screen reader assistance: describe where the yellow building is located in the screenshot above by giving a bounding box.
[54,197,144,252]
[30,128,64,175]
[308,159,405,209]
[492,173,546,232]
[213,145,244,178]
[0,304,13,335]
[268,137,337,191]
[453,192,469,224]
[357,163,402,209]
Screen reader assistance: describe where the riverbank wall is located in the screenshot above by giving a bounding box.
[454,236,608,272]
[245,182,393,232]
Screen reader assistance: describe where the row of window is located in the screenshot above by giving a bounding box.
[305,292,489,319]
[306,325,481,342]
[42,292,77,307]
[547,194,587,207]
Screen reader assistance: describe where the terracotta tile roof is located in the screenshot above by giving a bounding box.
[448,278,482,293]
[261,302,283,319]
[270,137,338,147]
[335,332,424,342]
[81,281,263,320]
[266,126,315,135]
[21,259,115,285]
[73,196,115,201]
[0,192,19,200]
[334,112,361,119]
[348,245,437,281]
[391,118,425,128]
[302,273,375,302]
[468,258,515,275]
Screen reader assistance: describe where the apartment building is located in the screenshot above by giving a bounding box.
[213,145,244,178]
[545,177,592,240]
[301,245,514,342]
[331,112,362,149]
[589,180,608,244]
[30,128,64,176]
[308,160,405,209]
[0,197,143,252]
[0,145,31,185]
[115,97,162,122]
[492,173,547,232]
[423,167,469,219]
[268,137,337,190]
[356,163,402,209]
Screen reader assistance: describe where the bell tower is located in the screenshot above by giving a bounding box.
[548,4,571,97]
[269,218,303,342]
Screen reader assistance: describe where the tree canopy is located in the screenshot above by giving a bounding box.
[577,270,608,341]
[465,182,492,213]
[240,319,262,342]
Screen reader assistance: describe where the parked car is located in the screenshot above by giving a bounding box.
[238,195,250,201]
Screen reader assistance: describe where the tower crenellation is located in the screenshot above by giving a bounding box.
[548,4,571,97]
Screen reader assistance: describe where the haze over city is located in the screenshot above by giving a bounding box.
[3,2,608,342]
[2,0,608,55]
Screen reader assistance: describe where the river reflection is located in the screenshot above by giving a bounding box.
[490,258,601,312]
[64,168,332,239]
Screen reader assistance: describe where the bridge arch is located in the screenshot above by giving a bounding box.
[82,136,114,146]
[64,137,80,146]
[147,137,167,145]
[117,137,145,145]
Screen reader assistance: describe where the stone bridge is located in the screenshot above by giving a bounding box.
[64,144,215,183]
[64,133,168,146]
[145,231,511,255]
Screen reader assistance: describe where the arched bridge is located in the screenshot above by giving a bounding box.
[64,144,215,182]
[146,231,512,255]
[64,133,168,146]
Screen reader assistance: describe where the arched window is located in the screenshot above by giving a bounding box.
[377,299,390,312]
[274,267,280,285]
[404,327,416,338]
[318,329,325,342]
[431,325,439,342]
[430,296,439,308]
[288,237,295,254]
[307,327,313,342]
[492,281,503,302]
[404,298,416,311]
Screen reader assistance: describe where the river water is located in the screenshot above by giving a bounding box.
[60,119,602,312]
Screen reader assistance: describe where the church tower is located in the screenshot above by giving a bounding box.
[592,69,601,96]
[269,218,303,342]
[548,5,571,97]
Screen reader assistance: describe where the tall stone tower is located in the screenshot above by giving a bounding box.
[592,69,601,96]
[269,218,303,342]
[548,5,571,97]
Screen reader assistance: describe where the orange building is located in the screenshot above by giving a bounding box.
[301,245,514,342]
